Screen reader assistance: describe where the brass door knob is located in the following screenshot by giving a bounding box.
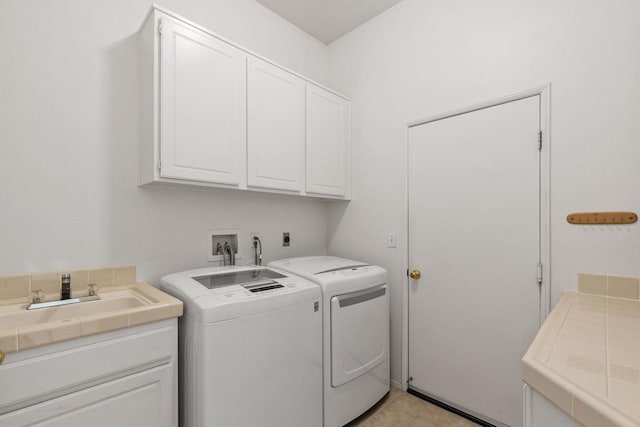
[0,350,4,365]
[409,269,421,280]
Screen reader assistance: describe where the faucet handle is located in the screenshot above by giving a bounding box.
[31,289,43,304]
[88,284,98,297]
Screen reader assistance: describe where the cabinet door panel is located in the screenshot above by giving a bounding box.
[0,322,174,411]
[523,384,579,427]
[247,57,305,191]
[306,85,350,197]
[0,365,174,427]
[160,17,246,185]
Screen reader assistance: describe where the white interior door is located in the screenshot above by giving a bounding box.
[408,95,542,427]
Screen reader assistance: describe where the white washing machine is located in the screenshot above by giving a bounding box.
[268,256,389,427]
[160,266,323,427]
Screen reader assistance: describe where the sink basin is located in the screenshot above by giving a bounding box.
[0,290,152,329]
[0,283,183,354]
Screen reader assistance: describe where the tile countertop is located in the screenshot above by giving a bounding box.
[522,290,640,427]
[0,283,183,355]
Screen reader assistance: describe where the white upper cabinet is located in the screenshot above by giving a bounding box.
[159,16,246,185]
[306,84,351,198]
[139,6,350,199]
[247,57,305,192]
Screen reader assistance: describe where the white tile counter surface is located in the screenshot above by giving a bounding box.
[0,266,183,355]
[523,276,640,427]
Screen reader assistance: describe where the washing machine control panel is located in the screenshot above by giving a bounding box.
[216,280,301,300]
[244,281,284,293]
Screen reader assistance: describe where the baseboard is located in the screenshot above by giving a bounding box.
[390,379,403,390]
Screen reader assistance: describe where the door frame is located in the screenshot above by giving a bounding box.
[400,84,551,391]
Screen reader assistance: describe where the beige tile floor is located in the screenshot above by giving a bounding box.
[346,387,478,427]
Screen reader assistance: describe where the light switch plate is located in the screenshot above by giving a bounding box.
[387,233,396,248]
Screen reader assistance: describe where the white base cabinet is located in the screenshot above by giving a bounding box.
[139,6,351,200]
[0,319,178,427]
[523,384,580,427]
[1,366,173,427]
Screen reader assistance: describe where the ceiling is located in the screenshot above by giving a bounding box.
[256,0,404,44]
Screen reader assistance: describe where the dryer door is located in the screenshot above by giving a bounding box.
[330,284,388,387]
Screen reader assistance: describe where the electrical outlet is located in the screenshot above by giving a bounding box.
[282,232,290,247]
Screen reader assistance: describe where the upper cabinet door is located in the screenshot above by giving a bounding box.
[247,57,305,192]
[159,17,246,185]
[305,84,351,198]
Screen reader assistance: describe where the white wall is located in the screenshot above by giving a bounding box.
[326,0,640,384]
[0,0,331,283]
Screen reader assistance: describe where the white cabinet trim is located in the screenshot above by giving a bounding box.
[137,5,349,102]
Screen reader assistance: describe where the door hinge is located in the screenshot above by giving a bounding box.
[537,130,542,151]
[407,376,413,384]
[537,262,543,285]
[158,21,163,35]
[157,159,162,171]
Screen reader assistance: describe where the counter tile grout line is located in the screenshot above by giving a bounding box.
[547,294,577,364]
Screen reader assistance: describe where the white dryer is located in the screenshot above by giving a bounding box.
[268,256,389,427]
[161,266,323,427]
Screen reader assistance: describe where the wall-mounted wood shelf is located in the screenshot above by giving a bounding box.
[566,212,637,225]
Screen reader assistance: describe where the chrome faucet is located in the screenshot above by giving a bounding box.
[27,282,101,311]
[223,242,236,266]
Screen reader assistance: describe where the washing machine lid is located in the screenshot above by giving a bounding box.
[160,266,321,323]
[268,256,387,294]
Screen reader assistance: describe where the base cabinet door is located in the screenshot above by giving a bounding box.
[305,84,351,198]
[159,15,247,185]
[523,384,579,427]
[0,364,174,427]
